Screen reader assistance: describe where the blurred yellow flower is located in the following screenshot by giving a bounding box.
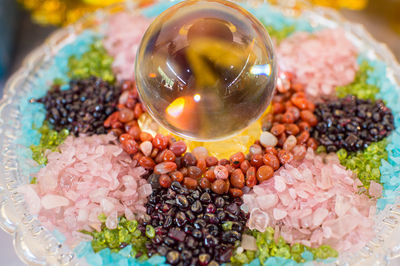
[268,0,368,10]
[18,0,149,26]
[82,0,125,7]
[311,0,368,9]
[18,0,369,27]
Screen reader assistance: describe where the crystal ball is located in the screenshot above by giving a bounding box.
[135,0,276,140]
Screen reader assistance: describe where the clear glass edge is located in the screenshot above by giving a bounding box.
[0,0,399,265]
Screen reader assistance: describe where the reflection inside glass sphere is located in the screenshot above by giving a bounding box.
[135,0,276,140]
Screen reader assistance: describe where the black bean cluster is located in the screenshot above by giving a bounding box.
[142,175,247,266]
[312,95,394,152]
[34,77,121,136]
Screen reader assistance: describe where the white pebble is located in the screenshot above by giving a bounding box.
[260,131,278,147]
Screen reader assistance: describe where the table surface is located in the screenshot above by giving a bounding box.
[0,7,399,266]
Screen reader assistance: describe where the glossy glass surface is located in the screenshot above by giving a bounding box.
[135,0,276,140]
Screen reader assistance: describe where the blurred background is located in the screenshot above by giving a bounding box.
[0,0,399,265]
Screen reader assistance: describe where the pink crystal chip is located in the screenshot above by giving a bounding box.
[103,12,152,81]
[243,148,380,252]
[277,28,358,100]
[20,134,152,245]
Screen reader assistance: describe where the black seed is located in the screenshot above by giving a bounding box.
[181,250,192,261]
[191,200,203,213]
[185,210,196,222]
[192,229,203,239]
[176,195,189,209]
[194,219,207,229]
[200,192,211,203]
[175,211,187,227]
[204,234,219,247]
[215,197,225,208]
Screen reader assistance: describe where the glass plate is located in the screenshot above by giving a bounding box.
[0,0,400,265]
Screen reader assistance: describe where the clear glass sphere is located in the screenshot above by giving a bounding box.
[135,0,276,141]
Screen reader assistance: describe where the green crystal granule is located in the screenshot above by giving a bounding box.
[230,227,338,265]
[68,40,115,83]
[83,215,148,257]
[336,61,380,100]
[337,139,388,188]
[30,121,69,165]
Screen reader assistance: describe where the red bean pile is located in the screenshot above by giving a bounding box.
[262,72,319,155]
[104,74,319,196]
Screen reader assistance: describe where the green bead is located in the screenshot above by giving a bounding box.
[126,220,138,233]
[68,39,115,83]
[132,229,142,238]
[119,228,132,243]
[222,221,233,231]
[337,149,347,160]
[337,139,388,188]
[316,146,326,154]
[92,239,107,253]
[234,227,338,264]
[275,246,291,259]
[145,225,155,238]
[290,243,304,254]
[30,121,69,165]
[104,229,115,243]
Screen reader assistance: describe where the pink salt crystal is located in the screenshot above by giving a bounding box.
[316,170,333,190]
[369,181,382,198]
[124,208,135,221]
[244,149,377,252]
[104,13,152,81]
[253,185,267,196]
[140,141,152,157]
[273,208,287,220]
[77,209,89,222]
[138,183,152,197]
[288,188,297,199]
[313,208,329,226]
[248,208,270,232]
[41,194,69,209]
[100,198,115,214]
[24,134,152,244]
[106,211,118,230]
[274,175,286,192]
[257,194,278,210]
[334,194,351,217]
[277,29,358,100]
